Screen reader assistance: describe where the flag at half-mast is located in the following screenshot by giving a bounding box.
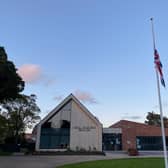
[154,49,166,87]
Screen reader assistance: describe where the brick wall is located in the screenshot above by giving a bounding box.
[110,120,168,150]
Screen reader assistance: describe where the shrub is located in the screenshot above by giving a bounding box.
[128,148,139,156]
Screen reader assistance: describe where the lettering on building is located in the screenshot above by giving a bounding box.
[73,126,96,132]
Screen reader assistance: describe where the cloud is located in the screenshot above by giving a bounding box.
[122,115,142,120]
[74,90,97,104]
[52,90,97,104]
[18,64,42,83]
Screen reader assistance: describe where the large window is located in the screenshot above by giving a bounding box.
[40,120,70,149]
[102,133,122,151]
[136,136,168,150]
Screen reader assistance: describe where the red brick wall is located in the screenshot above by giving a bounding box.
[110,120,168,150]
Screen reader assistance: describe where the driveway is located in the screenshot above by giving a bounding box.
[0,152,163,168]
[0,155,107,168]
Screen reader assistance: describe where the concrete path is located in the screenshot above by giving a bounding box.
[0,155,106,168]
[0,152,164,168]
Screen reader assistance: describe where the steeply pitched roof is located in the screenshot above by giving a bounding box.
[38,93,102,127]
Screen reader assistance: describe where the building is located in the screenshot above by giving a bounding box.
[35,94,102,152]
[102,128,122,151]
[34,94,168,152]
[110,120,168,151]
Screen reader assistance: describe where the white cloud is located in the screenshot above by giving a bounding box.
[18,64,42,83]
[53,90,97,104]
[74,90,97,104]
[18,64,56,86]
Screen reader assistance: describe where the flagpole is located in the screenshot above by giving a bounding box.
[150,18,168,168]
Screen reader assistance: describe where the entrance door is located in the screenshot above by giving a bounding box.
[103,133,122,151]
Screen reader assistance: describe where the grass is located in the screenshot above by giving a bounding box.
[57,158,164,168]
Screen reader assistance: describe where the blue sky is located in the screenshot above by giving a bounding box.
[1,0,168,127]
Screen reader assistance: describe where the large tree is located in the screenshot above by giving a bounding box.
[1,94,41,143]
[145,111,168,128]
[0,47,24,102]
[0,114,8,143]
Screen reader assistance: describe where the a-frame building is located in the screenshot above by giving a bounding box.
[35,94,102,152]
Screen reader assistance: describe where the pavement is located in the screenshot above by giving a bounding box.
[0,151,164,168]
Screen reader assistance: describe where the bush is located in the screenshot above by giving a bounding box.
[128,148,139,156]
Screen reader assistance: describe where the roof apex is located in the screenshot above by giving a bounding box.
[38,93,102,127]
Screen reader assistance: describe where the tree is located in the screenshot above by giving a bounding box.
[0,47,24,102]
[1,94,41,143]
[0,114,8,143]
[145,111,168,128]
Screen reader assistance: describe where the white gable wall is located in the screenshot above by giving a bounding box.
[49,101,71,128]
[36,95,102,152]
[70,101,102,151]
[35,101,72,152]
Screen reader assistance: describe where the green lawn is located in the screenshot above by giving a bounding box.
[57,158,164,168]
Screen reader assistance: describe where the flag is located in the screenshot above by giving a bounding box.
[154,49,166,87]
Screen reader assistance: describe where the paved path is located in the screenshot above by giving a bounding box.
[0,152,164,168]
[0,155,107,168]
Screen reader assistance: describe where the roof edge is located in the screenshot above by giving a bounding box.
[38,93,102,127]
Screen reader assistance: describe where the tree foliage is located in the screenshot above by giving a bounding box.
[0,46,41,145]
[0,114,8,143]
[0,47,24,102]
[145,111,168,128]
[1,94,41,143]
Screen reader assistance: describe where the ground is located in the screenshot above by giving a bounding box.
[0,151,164,168]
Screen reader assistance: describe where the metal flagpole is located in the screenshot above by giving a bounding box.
[150,18,168,168]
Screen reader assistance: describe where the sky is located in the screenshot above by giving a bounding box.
[1,0,168,128]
